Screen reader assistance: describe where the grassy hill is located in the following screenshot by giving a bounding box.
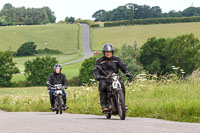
[0,23,83,81]
[0,24,79,54]
[91,22,200,50]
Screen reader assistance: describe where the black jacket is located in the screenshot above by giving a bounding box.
[46,72,68,89]
[93,56,129,80]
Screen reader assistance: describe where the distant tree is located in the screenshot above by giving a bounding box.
[0,51,19,87]
[92,10,106,21]
[24,56,57,86]
[65,16,75,23]
[0,3,56,25]
[16,42,36,56]
[182,7,200,17]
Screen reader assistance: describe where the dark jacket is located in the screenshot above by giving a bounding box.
[93,56,129,80]
[46,72,68,89]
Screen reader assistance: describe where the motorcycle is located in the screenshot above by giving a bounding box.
[95,65,130,120]
[48,84,66,114]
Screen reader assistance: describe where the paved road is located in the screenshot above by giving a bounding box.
[62,24,93,65]
[0,111,199,133]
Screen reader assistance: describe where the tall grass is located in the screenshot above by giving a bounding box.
[1,77,200,122]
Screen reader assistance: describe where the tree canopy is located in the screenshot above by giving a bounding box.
[0,3,56,26]
[92,3,200,21]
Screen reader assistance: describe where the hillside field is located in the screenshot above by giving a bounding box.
[91,22,200,50]
[0,24,79,54]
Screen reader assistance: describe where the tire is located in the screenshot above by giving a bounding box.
[55,98,59,114]
[116,90,126,120]
[58,95,63,114]
[106,113,111,119]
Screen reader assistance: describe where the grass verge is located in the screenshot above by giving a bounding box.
[0,80,200,122]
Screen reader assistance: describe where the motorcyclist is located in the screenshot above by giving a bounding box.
[93,43,132,112]
[46,64,68,110]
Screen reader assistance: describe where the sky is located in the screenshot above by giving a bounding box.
[0,0,199,22]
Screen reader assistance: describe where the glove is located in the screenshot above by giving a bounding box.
[47,87,51,90]
[126,72,133,78]
[63,85,68,89]
[95,75,101,81]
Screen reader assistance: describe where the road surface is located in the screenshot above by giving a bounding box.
[62,24,93,65]
[0,111,199,133]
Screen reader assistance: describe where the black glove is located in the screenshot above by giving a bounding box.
[62,85,68,89]
[95,75,101,81]
[126,72,133,78]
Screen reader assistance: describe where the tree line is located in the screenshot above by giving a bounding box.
[92,3,200,21]
[0,3,56,26]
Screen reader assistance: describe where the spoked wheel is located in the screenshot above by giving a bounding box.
[54,98,59,114]
[116,90,126,120]
[106,113,111,119]
[58,95,63,114]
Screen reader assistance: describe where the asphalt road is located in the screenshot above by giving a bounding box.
[62,24,93,65]
[0,111,200,133]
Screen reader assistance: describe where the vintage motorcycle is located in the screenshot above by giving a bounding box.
[95,65,131,120]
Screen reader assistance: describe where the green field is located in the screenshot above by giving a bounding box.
[13,53,82,72]
[12,59,83,82]
[0,24,79,54]
[91,22,200,50]
[1,79,200,122]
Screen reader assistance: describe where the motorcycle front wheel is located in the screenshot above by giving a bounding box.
[116,90,126,120]
[58,95,63,114]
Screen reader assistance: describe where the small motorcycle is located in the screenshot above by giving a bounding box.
[48,84,65,114]
[95,65,130,120]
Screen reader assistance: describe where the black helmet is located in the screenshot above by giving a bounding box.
[54,64,62,71]
[102,43,114,53]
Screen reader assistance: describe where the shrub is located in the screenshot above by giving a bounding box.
[68,76,82,86]
[103,16,200,27]
[24,56,57,86]
[16,42,36,56]
[117,44,143,75]
[36,48,62,54]
[79,54,102,85]
[0,51,19,87]
[140,34,200,75]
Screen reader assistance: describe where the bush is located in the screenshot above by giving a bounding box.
[16,42,36,56]
[140,34,200,75]
[0,51,19,87]
[75,19,95,26]
[79,54,102,85]
[90,24,99,27]
[36,48,62,55]
[103,16,200,27]
[24,56,57,86]
[117,44,143,75]
[68,76,82,86]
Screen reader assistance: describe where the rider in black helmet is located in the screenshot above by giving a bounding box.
[93,43,132,112]
[46,64,68,110]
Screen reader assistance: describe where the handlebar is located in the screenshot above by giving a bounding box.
[100,73,128,80]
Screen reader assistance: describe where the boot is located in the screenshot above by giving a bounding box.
[50,99,55,110]
[100,93,108,112]
[63,98,68,110]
